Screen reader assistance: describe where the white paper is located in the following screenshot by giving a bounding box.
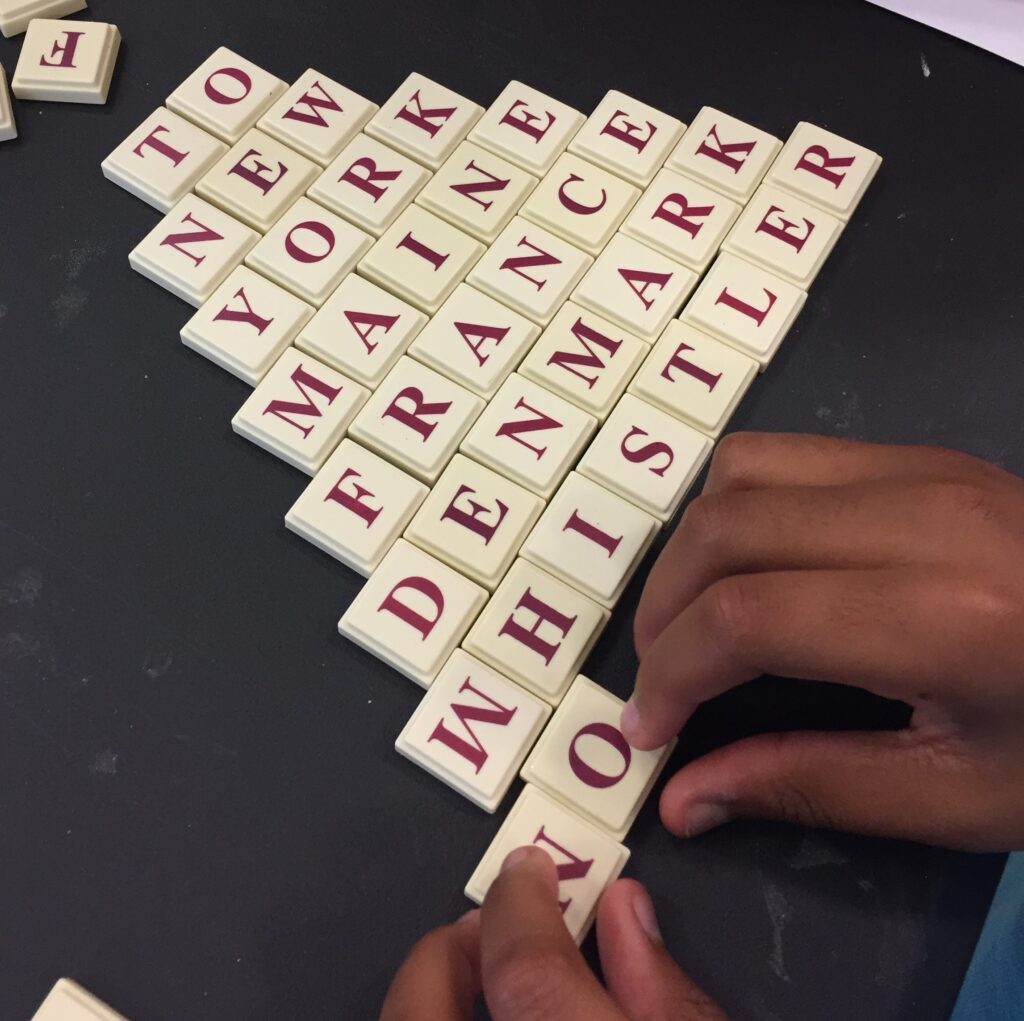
[868,0,1024,67]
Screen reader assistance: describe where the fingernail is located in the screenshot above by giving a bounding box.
[632,886,662,945]
[620,698,642,745]
[684,801,729,838]
[501,845,537,873]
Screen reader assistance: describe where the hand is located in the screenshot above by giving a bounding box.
[380,846,729,1020]
[622,433,1024,852]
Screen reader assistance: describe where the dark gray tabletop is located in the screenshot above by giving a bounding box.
[1,1,1021,1018]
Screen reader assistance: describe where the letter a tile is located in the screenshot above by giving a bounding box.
[465,784,629,942]
[395,648,551,812]
[339,538,487,687]
[12,18,120,104]
[521,675,676,840]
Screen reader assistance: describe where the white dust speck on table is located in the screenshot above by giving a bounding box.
[787,834,849,871]
[90,748,119,775]
[142,650,174,678]
[920,52,931,77]
[0,566,43,606]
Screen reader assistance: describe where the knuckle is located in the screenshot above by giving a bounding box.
[760,733,841,831]
[703,575,760,648]
[681,493,729,560]
[487,948,577,1019]
[709,431,760,488]
[922,478,989,520]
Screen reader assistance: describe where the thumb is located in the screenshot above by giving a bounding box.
[658,728,993,848]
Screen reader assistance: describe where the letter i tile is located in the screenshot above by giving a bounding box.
[339,538,487,687]
[395,649,551,812]
[521,675,675,840]
[12,18,120,104]
[231,347,369,474]
[285,439,428,576]
[0,64,16,141]
[181,265,314,384]
[465,784,629,943]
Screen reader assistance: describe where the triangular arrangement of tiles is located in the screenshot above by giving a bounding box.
[102,50,880,941]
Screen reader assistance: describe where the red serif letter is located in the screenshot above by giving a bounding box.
[453,321,509,368]
[498,588,578,665]
[620,426,674,477]
[600,109,656,154]
[344,309,400,355]
[546,316,622,390]
[381,387,451,442]
[394,90,456,138]
[499,99,555,143]
[449,160,511,212]
[562,509,622,557]
[500,236,561,291]
[755,205,815,253]
[494,397,562,460]
[617,266,672,311]
[133,125,189,167]
[262,364,343,438]
[285,221,336,263]
[324,467,382,528]
[338,157,401,202]
[204,67,253,105]
[440,485,509,545]
[568,722,632,788]
[378,575,445,639]
[228,148,289,195]
[794,144,854,189]
[660,341,722,392]
[159,212,225,268]
[212,286,273,335]
[694,125,756,174]
[651,193,714,240]
[281,80,343,128]
[533,826,594,914]
[715,286,777,327]
[40,30,83,68]
[427,677,519,774]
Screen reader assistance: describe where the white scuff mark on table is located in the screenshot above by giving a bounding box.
[763,880,793,983]
[920,52,931,77]
[0,566,43,605]
[90,748,119,775]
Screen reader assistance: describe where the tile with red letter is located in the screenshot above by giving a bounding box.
[128,194,259,307]
[348,356,484,484]
[365,72,482,170]
[520,472,658,609]
[231,347,368,474]
[0,0,86,38]
[666,106,782,203]
[465,784,630,943]
[395,648,551,812]
[460,373,597,500]
[244,196,372,307]
[102,107,227,211]
[680,252,806,369]
[416,141,537,244]
[181,265,314,385]
[469,80,585,177]
[256,68,378,167]
[467,216,592,327]
[628,320,757,438]
[572,234,697,344]
[12,18,119,104]
[620,168,741,274]
[407,283,540,399]
[0,64,16,140]
[721,184,843,289]
[463,558,609,706]
[404,454,544,591]
[195,128,320,233]
[339,538,487,687]
[30,977,128,1021]
[568,90,685,187]
[577,394,712,523]
[765,122,882,222]
[520,152,640,256]
[285,438,428,576]
[166,47,286,144]
[308,133,431,238]
[296,272,427,389]
[518,302,647,421]
[521,675,675,840]
[358,205,485,315]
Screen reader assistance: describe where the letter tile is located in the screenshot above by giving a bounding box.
[679,252,806,369]
[520,472,658,609]
[231,347,368,474]
[765,122,881,221]
[469,81,585,176]
[666,106,781,203]
[195,128,320,233]
[405,453,543,591]
[0,64,16,140]
[102,107,227,211]
[460,373,596,499]
[307,132,431,238]
[257,68,378,167]
[12,18,119,104]
[465,784,629,943]
[244,196,372,306]
[166,47,286,144]
[0,0,86,38]
[518,302,646,421]
[416,140,537,243]
[358,204,484,315]
[620,167,741,274]
[30,977,127,1021]
[572,233,697,344]
[348,356,484,484]
[407,283,540,399]
[181,265,314,384]
[365,71,482,170]
[568,90,685,187]
[577,394,712,523]
[466,216,592,326]
[628,320,757,438]
[339,538,487,687]
[520,152,640,256]
[464,558,608,705]
[396,648,551,812]
[721,183,843,289]
[128,194,259,306]
[521,674,675,840]
[285,438,428,575]
[296,272,427,388]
